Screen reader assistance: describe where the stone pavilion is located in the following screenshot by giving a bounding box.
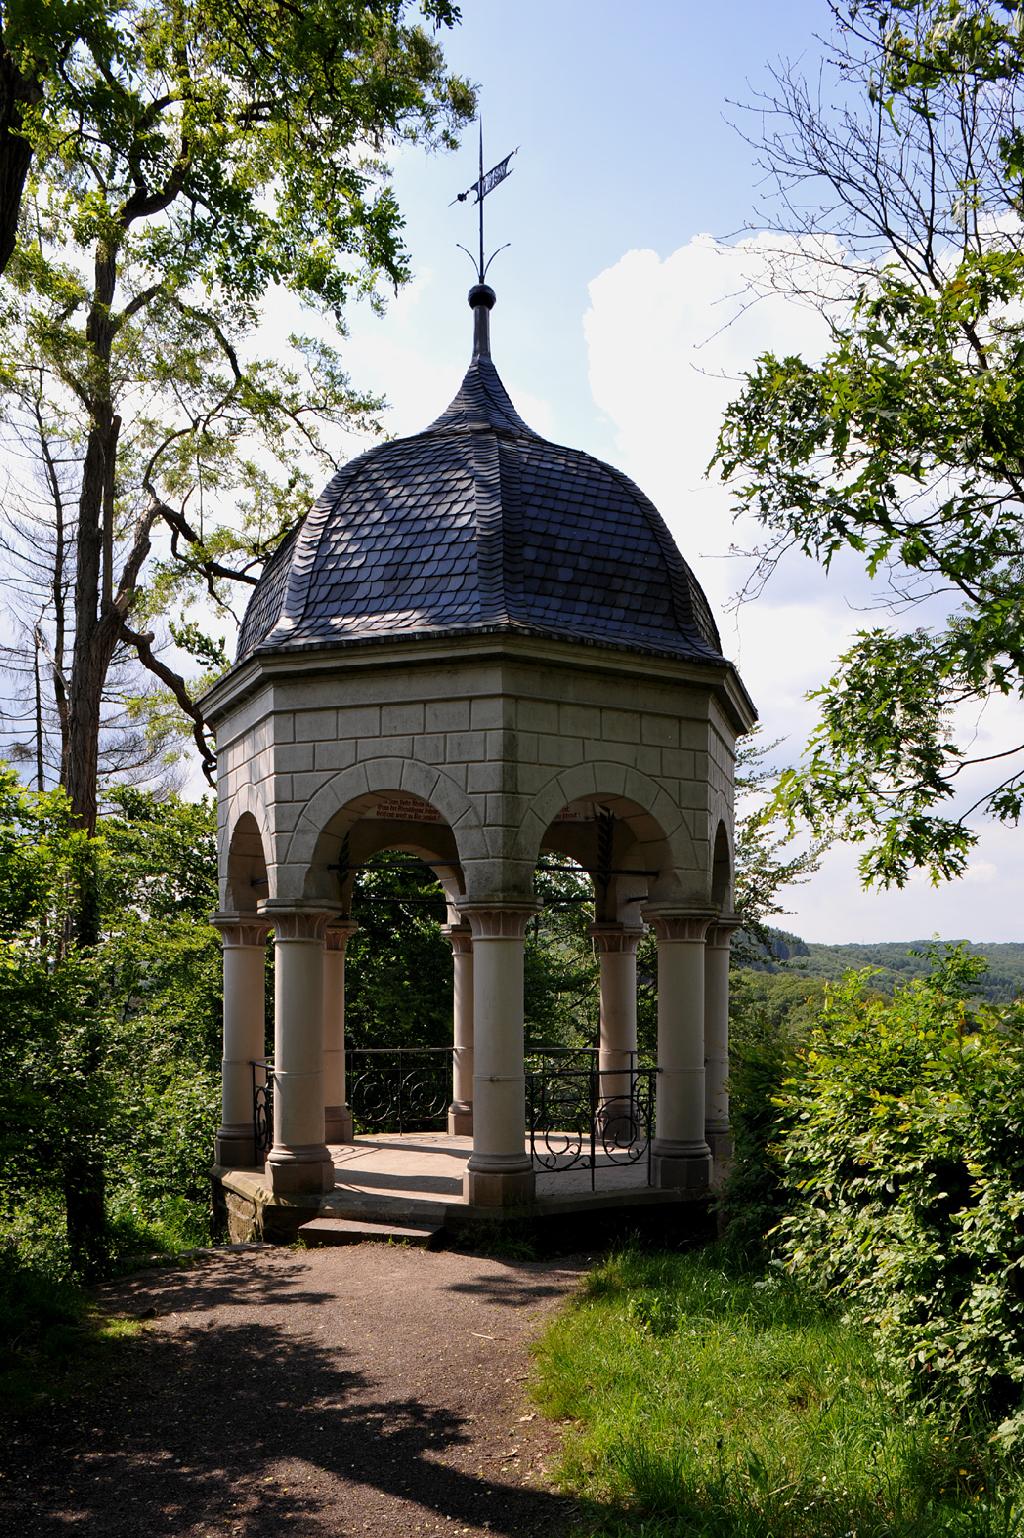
[203,282,757,1218]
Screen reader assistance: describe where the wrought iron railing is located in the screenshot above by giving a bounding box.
[251,1059,274,1158]
[345,1046,453,1134]
[249,1046,658,1190]
[525,1049,658,1188]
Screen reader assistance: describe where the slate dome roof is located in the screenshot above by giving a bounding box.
[236,285,724,666]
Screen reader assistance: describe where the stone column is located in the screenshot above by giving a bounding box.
[265,906,335,1195]
[643,907,714,1192]
[460,902,537,1207]
[590,924,644,1136]
[324,918,358,1146]
[443,923,474,1136]
[212,913,270,1168]
[705,915,741,1167]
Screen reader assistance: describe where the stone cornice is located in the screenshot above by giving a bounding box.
[201,629,757,735]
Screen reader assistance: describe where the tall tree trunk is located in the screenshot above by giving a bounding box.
[60,238,123,1279]
[0,34,41,275]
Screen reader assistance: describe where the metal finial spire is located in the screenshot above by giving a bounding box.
[451,117,516,284]
[477,117,484,282]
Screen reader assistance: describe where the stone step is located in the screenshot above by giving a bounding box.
[298,1216,443,1249]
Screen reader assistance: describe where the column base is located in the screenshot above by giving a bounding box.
[463,1158,535,1207]
[266,1145,335,1195]
[325,1105,354,1144]
[447,1101,473,1137]
[651,1138,712,1193]
[214,1126,258,1169]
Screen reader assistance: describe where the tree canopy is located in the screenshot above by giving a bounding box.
[714,0,1024,887]
[0,0,472,824]
[0,0,472,1273]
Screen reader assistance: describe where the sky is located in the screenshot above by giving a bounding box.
[265,0,1022,945]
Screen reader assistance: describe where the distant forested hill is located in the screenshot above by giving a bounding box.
[743,931,1024,1004]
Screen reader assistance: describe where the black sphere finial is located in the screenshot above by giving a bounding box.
[469,283,495,358]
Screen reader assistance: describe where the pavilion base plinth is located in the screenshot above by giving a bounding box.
[463,1157,535,1207]
[265,1147,335,1196]
[325,1105,354,1144]
[214,1126,259,1169]
[651,1138,712,1193]
[447,1101,473,1137]
[213,1167,326,1244]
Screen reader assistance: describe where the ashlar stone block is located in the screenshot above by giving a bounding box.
[382,702,425,735]
[426,700,470,733]
[295,709,337,742]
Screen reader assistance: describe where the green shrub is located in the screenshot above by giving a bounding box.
[774,948,1024,1446]
[718,970,824,1261]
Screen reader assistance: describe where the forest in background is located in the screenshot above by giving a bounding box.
[750,931,1024,1003]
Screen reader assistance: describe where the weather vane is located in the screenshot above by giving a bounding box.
[451,119,517,284]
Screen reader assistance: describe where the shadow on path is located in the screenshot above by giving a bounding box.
[0,1250,592,1538]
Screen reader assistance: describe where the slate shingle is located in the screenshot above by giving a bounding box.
[236,296,724,667]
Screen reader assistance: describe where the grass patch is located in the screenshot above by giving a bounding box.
[532,1247,1023,1538]
[0,1243,145,1411]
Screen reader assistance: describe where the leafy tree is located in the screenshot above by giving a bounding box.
[717,968,827,1262]
[2,0,471,828]
[0,3,121,276]
[775,949,1024,1446]
[0,777,223,1280]
[731,729,823,960]
[714,0,1024,887]
[345,852,451,1050]
[0,0,471,1268]
[0,770,104,1275]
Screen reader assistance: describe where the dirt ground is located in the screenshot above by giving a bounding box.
[0,1243,592,1538]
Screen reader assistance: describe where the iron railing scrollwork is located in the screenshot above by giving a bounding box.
[346,1046,453,1134]
[251,1059,274,1158]
[250,1046,658,1190]
[525,1049,658,1189]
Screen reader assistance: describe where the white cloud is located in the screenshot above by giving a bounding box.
[583,234,1021,943]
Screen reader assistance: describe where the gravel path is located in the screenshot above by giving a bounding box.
[1,1244,590,1538]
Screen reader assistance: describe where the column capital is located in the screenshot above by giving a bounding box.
[325,918,359,953]
[441,922,474,955]
[211,912,271,948]
[589,923,645,956]
[642,906,716,943]
[259,902,337,942]
[707,913,743,948]
[457,901,540,940]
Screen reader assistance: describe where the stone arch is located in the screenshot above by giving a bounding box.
[711,818,733,910]
[284,760,483,869]
[279,758,482,903]
[219,784,273,910]
[220,781,272,860]
[515,761,698,878]
[221,809,270,914]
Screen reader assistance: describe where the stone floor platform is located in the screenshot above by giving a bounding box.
[214,1132,714,1248]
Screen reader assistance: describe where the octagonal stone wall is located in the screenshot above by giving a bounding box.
[207,635,751,912]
